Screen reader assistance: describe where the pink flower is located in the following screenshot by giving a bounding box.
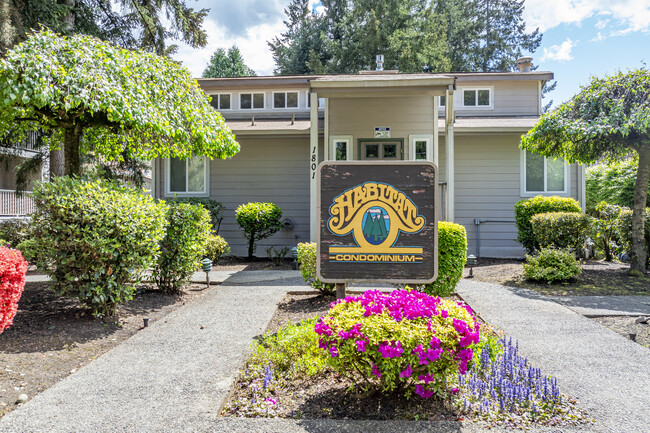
[329,346,338,358]
[265,398,277,404]
[372,363,381,378]
[415,384,435,398]
[355,340,368,352]
[451,387,459,395]
[418,373,436,384]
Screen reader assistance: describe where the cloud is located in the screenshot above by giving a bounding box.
[590,32,606,42]
[523,0,650,33]
[540,38,577,62]
[172,17,286,77]
[193,0,286,37]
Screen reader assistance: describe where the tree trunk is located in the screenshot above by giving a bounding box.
[247,230,256,259]
[63,125,81,176]
[630,145,650,274]
[49,148,65,179]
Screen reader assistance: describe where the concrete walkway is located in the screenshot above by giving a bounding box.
[2,274,649,432]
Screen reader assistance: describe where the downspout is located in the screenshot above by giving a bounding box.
[474,218,516,258]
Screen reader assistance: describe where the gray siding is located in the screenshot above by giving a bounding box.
[452,133,580,258]
[454,81,539,116]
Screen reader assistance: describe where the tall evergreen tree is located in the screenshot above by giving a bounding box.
[202,46,257,78]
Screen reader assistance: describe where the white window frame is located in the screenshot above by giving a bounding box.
[409,134,433,161]
[211,93,232,111]
[272,91,299,109]
[307,92,325,109]
[520,150,570,197]
[239,92,265,110]
[330,135,352,161]
[164,157,210,197]
[460,86,493,109]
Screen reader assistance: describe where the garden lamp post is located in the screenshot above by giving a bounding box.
[202,258,213,287]
[466,255,477,278]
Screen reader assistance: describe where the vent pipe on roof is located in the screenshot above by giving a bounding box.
[376,54,384,71]
[516,56,533,73]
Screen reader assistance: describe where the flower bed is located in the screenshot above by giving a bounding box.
[222,291,588,428]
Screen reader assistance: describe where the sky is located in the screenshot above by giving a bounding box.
[171,0,650,108]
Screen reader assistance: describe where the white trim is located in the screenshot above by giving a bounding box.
[330,135,352,161]
[272,90,299,109]
[309,92,318,241]
[164,157,210,197]
[520,150,570,197]
[459,86,494,109]
[409,134,434,161]
[239,92,265,110]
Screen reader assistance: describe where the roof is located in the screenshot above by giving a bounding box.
[226,116,538,136]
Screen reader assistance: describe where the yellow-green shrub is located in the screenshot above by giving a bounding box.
[235,202,283,259]
[205,234,230,262]
[523,248,582,284]
[530,212,589,251]
[296,242,335,295]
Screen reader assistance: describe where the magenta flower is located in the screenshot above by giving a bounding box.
[399,364,413,378]
[265,398,277,404]
[329,346,338,358]
[318,338,328,349]
[378,340,403,358]
[372,363,381,378]
[418,373,436,384]
[355,339,368,352]
[415,384,435,398]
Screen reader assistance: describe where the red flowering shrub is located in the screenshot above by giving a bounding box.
[0,247,28,333]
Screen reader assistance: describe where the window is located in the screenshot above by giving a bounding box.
[240,92,264,109]
[439,95,445,107]
[330,136,352,161]
[409,134,433,161]
[210,94,231,110]
[360,140,403,160]
[461,87,492,108]
[521,150,568,195]
[166,157,208,196]
[273,91,298,108]
[307,94,325,108]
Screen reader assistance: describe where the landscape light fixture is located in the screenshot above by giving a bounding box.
[466,255,477,278]
[202,258,213,287]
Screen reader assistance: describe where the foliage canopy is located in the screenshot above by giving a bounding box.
[0,30,239,176]
[202,46,257,78]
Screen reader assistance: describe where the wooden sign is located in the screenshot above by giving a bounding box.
[317,161,438,283]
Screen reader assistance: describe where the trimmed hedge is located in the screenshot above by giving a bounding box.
[530,212,589,251]
[523,248,582,284]
[0,247,28,333]
[414,221,467,297]
[30,178,167,317]
[515,196,582,253]
[154,201,211,294]
[236,202,283,259]
[296,242,335,296]
[205,234,230,262]
[171,197,225,234]
[615,207,650,267]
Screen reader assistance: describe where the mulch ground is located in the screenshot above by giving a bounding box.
[0,279,211,417]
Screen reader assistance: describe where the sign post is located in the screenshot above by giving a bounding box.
[317,161,438,288]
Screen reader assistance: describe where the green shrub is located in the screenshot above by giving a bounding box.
[235,202,283,259]
[15,238,38,263]
[615,207,650,267]
[154,201,211,294]
[296,242,335,296]
[523,248,582,284]
[30,178,167,317]
[515,196,582,253]
[204,234,230,262]
[412,221,467,297]
[530,212,589,251]
[590,202,625,261]
[171,197,225,234]
[586,158,649,214]
[0,239,7,247]
[0,219,31,248]
[266,246,290,266]
[316,290,480,398]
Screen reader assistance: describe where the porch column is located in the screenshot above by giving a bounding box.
[324,98,330,161]
[310,91,319,241]
[433,96,439,165]
[445,87,455,222]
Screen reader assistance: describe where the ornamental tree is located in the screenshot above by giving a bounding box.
[0,30,239,176]
[521,68,650,273]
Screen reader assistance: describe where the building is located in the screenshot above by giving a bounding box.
[0,131,43,220]
[151,59,584,258]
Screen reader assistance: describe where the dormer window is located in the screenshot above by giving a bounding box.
[461,87,492,108]
[240,92,264,109]
[273,91,298,108]
[210,93,231,110]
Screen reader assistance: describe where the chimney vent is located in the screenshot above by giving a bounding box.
[376,54,384,71]
[516,56,533,73]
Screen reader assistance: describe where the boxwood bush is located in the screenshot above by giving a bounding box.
[615,207,650,268]
[515,196,582,253]
[523,248,582,284]
[530,212,589,251]
[316,289,480,398]
[204,234,230,262]
[29,178,167,317]
[411,221,467,297]
[296,242,335,296]
[154,201,211,294]
[236,202,283,259]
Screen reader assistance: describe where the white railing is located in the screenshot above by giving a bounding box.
[0,190,36,216]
